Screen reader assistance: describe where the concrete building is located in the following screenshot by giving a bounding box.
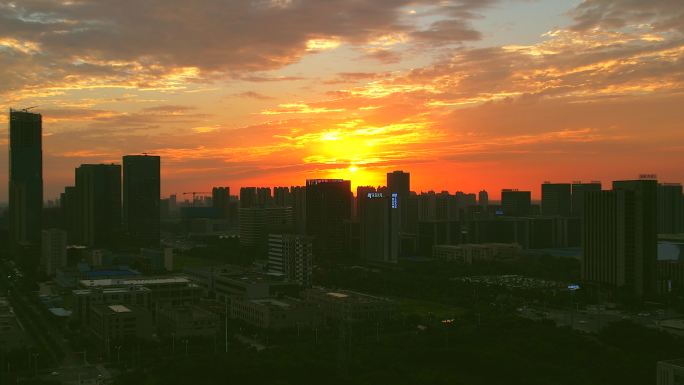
[123,154,160,248]
[41,228,67,276]
[88,304,154,348]
[541,182,571,216]
[360,192,400,263]
[73,286,152,323]
[268,234,314,286]
[8,109,43,251]
[78,276,202,309]
[186,266,301,303]
[304,287,395,322]
[658,183,684,234]
[571,182,602,217]
[230,296,318,330]
[582,179,657,299]
[433,243,521,263]
[156,305,220,338]
[239,206,294,253]
[657,359,684,385]
[305,179,352,259]
[75,164,122,247]
[501,189,532,217]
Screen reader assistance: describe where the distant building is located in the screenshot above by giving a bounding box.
[582,180,657,299]
[501,189,531,217]
[360,192,400,263]
[268,234,314,286]
[156,305,220,338]
[8,109,43,251]
[541,182,571,216]
[304,287,395,322]
[433,243,521,263]
[387,170,410,198]
[240,187,257,208]
[291,186,307,234]
[41,228,67,276]
[87,304,154,349]
[123,155,160,248]
[60,186,79,243]
[273,186,292,207]
[75,164,122,247]
[73,286,151,323]
[212,187,231,220]
[657,359,684,385]
[305,179,352,259]
[230,296,318,330]
[0,297,29,351]
[571,182,602,217]
[239,206,294,254]
[658,183,684,234]
[478,190,489,208]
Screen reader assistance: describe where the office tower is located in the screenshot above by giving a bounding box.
[478,190,489,207]
[268,233,314,286]
[658,183,683,234]
[291,186,307,234]
[273,187,291,207]
[59,186,79,243]
[8,108,43,250]
[501,189,531,216]
[240,187,257,208]
[212,187,230,219]
[123,155,160,248]
[75,164,121,247]
[305,179,352,259]
[571,181,602,217]
[387,170,410,197]
[360,193,400,263]
[356,186,377,220]
[541,182,571,216]
[239,206,293,254]
[41,228,67,276]
[582,179,657,299]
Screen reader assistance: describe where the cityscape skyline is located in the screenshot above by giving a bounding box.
[2,0,684,201]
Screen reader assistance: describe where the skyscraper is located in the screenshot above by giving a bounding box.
[360,192,400,263]
[541,182,571,216]
[305,179,352,259]
[75,164,121,247]
[478,190,489,208]
[658,183,683,234]
[582,179,657,299]
[501,189,531,217]
[8,108,43,250]
[212,186,230,219]
[123,155,160,248]
[387,170,410,197]
[571,181,602,217]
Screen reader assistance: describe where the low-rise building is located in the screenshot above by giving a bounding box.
[230,296,318,330]
[304,287,395,322]
[156,305,220,338]
[432,243,522,263]
[78,276,202,308]
[88,304,154,349]
[73,286,151,323]
[657,359,684,385]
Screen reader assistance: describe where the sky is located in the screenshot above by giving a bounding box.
[1,0,684,201]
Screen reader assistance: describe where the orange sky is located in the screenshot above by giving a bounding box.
[1,0,684,201]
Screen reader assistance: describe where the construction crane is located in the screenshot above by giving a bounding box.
[182,191,211,206]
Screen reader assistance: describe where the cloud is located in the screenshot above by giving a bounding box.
[570,0,684,33]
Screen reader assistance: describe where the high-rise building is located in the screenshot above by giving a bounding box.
[291,186,307,235]
[658,183,684,234]
[8,108,43,250]
[239,206,294,255]
[571,181,602,217]
[75,164,121,247]
[123,155,160,248]
[273,187,292,207]
[356,186,377,220]
[582,179,657,299]
[305,179,352,259]
[41,228,67,276]
[212,187,230,219]
[478,190,489,208]
[240,187,257,208]
[257,187,272,206]
[541,182,571,216]
[360,192,400,263]
[387,170,410,197]
[501,189,531,217]
[268,233,313,286]
[60,186,79,243]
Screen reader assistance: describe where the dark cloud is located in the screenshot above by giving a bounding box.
[570,0,684,32]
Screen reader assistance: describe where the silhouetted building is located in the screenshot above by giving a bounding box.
[501,189,531,217]
[571,181,601,217]
[356,186,377,220]
[291,186,307,234]
[212,186,230,219]
[123,155,160,248]
[240,187,257,208]
[60,186,79,243]
[239,207,293,255]
[41,228,67,276]
[478,190,489,208]
[387,170,410,197]
[305,179,352,259]
[360,192,400,263]
[8,108,43,251]
[582,179,657,299]
[658,183,684,234]
[268,233,313,286]
[274,187,292,207]
[75,164,121,247]
[542,182,571,216]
